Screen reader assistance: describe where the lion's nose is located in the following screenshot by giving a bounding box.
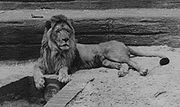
[62,38,69,42]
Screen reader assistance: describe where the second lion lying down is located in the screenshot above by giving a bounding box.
[33,14,169,89]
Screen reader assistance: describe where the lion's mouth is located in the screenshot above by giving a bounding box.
[62,44,69,46]
[59,44,69,50]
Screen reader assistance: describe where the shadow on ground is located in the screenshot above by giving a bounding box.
[0,76,66,107]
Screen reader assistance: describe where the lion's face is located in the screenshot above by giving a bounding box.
[51,22,74,50]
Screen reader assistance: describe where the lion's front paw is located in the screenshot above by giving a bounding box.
[35,77,45,89]
[58,73,71,83]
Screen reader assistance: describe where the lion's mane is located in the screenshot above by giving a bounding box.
[37,15,77,75]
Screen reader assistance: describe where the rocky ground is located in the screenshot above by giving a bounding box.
[0,46,180,107]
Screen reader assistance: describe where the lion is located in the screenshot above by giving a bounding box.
[33,15,76,90]
[33,14,170,90]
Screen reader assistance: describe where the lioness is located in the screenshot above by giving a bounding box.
[33,14,169,90]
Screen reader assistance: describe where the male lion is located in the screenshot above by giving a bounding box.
[33,14,169,90]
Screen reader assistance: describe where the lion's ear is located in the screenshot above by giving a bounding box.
[45,20,51,31]
[67,19,75,33]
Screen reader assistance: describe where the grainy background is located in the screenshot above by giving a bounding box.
[1,0,180,60]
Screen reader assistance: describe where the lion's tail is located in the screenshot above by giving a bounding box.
[128,47,170,65]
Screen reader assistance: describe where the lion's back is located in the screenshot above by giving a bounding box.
[100,40,128,52]
[99,40,130,60]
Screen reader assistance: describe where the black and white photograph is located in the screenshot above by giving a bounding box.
[0,0,180,107]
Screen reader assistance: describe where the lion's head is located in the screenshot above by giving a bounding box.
[39,14,77,74]
[45,15,76,51]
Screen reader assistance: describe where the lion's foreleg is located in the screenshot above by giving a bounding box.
[58,67,71,83]
[33,64,45,89]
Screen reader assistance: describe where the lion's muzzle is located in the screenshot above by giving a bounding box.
[60,43,70,50]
